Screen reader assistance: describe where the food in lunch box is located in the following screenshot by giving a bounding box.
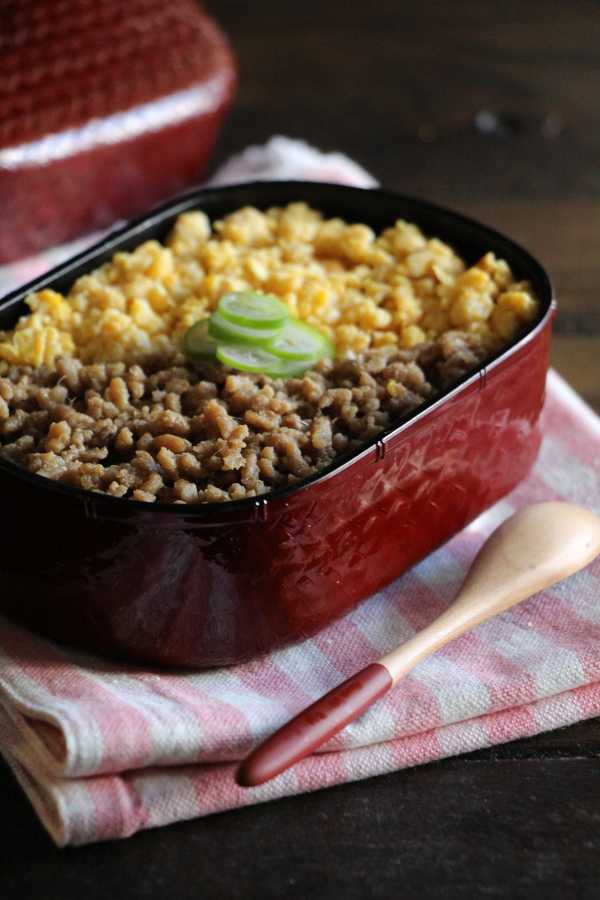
[0,203,538,503]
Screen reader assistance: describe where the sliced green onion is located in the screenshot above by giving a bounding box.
[219,291,290,330]
[183,319,220,359]
[216,343,280,372]
[267,318,333,361]
[185,310,335,376]
[208,311,283,346]
[268,357,321,377]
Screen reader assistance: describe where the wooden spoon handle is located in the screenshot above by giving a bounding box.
[236,664,392,787]
[237,503,600,788]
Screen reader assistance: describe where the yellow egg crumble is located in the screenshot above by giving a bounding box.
[0,202,538,370]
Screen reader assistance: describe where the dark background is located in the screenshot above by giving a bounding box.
[2,2,600,898]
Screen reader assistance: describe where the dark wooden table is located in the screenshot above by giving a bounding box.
[2,2,600,896]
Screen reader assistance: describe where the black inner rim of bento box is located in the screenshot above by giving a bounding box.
[0,181,554,516]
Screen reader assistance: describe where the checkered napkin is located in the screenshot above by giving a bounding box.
[1,141,599,847]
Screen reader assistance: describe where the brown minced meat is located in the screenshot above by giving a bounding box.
[0,331,487,504]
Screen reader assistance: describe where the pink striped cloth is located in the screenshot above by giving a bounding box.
[1,141,599,847]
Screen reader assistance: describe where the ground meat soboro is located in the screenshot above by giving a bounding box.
[0,332,488,503]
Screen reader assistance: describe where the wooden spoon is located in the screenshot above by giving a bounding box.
[237,502,600,788]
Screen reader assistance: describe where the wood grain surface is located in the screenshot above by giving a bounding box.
[2,1,600,897]
[2,724,600,899]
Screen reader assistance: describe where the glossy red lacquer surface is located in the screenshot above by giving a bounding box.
[0,183,555,667]
[0,0,235,262]
[237,663,393,787]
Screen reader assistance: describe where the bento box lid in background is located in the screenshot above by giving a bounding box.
[0,0,236,263]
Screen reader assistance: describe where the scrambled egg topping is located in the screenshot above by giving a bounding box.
[0,202,538,370]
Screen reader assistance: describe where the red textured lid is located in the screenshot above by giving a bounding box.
[0,0,234,150]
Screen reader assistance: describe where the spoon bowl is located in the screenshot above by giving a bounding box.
[237,502,600,788]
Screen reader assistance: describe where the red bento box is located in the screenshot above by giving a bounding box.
[0,0,235,263]
[0,182,555,667]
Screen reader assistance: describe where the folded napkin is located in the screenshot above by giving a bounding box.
[1,141,599,847]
